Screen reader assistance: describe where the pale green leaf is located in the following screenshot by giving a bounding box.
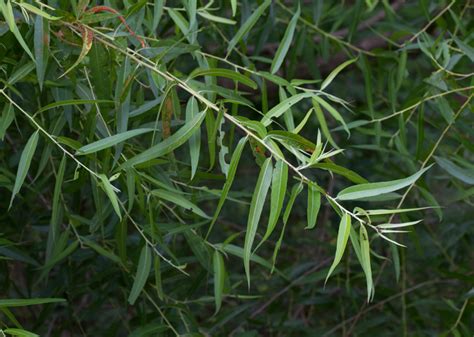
[244,157,273,287]
[262,92,313,126]
[9,130,39,209]
[98,174,122,220]
[325,213,351,283]
[128,245,152,305]
[186,97,201,179]
[227,0,271,55]
[151,189,210,219]
[360,224,374,301]
[77,128,153,155]
[207,137,247,237]
[435,156,474,185]
[306,182,321,229]
[122,111,206,168]
[213,250,225,314]
[321,58,357,91]
[337,165,433,201]
[270,5,300,74]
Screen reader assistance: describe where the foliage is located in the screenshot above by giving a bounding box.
[0,0,473,336]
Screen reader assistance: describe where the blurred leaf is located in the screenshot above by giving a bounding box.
[128,245,152,305]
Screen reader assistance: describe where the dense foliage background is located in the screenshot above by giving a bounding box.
[0,0,473,336]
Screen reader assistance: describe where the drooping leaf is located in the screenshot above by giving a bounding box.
[186,97,201,179]
[325,212,351,283]
[151,189,210,219]
[435,156,474,185]
[213,250,225,313]
[360,224,374,301]
[9,130,39,209]
[0,298,66,308]
[306,181,321,229]
[337,165,433,201]
[34,15,49,90]
[258,160,288,249]
[244,157,273,287]
[262,92,313,126]
[208,137,247,237]
[128,245,152,305]
[98,174,122,220]
[60,27,94,78]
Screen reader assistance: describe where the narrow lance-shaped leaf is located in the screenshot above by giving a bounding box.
[151,189,210,219]
[244,157,273,287]
[312,98,339,149]
[10,130,39,209]
[213,250,225,314]
[306,181,321,229]
[435,156,474,185]
[128,245,152,305]
[122,111,206,168]
[270,5,300,74]
[98,174,122,220]
[0,0,35,61]
[34,15,49,90]
[152,0,164,31]
[325,212,351,283]
[207,137,247,237]
[231,0,237,16]
[257,160,288,249]
[189,68,257,89]
[186,97,201,179]
[360,224,374,301]
[77,128,153,155]
[0,298,66,308]
[312,96,350,136]
[337,165,433,201]
[227,0,271,56]
[262,92,313,126]
[320,58,357,91]
[46,155,66,261]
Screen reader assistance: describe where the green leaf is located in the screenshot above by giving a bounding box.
[231,0,237,16]
[98,174,122,220]
[186,97,201,179]
[325,212,351,283]
[122,111,206,168]
[261,92,313,126]
[198,11,236,25]
[0,0,34,62]
[34,15,49,90]
[0,298,65,308]
[312,98,339,149]
[227,0,271,55]
[151,189,210,219]
[312,96,350,136]
[37,99,113,113]
[360,224,374,301]
[9,130,39,209]
[189,68,257,89]
[258,160,288,248]
[321,58,357,91]
[77,128,153,155]
[213,250,225,314]
[270,5,300,74]
[283,182,303,225]
[128,245,152,305]
[46,155,66,261]
[207,137,247,237]
[3,328,39,337]
[306,182,321,229]
[310,162,368,184]
[152,0,164,32]
[0,103,15,140]
[337,165,433,201]
[435,156,474,185]
[244,157,273,287]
